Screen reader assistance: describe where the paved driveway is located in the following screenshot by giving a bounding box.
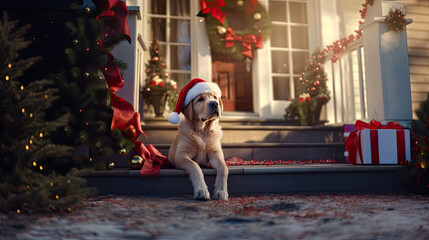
[1,193,428,240]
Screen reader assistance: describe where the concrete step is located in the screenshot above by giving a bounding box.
[142,125,344,144]
[86,164,409,195]
[144,116,304,126]
[107,142,345,168]
[154,143,344,162]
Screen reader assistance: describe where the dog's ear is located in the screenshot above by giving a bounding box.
[182,101,194,120]
[219,97,224,115]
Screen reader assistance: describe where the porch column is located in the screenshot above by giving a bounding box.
[361,0,412,125]
[112,3,144,112]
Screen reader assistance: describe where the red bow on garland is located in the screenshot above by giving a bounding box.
[96,0,171,178]
[345,119,404,164]
[245,0,258,15]
[200,0,226,25]
[225,27,263,59]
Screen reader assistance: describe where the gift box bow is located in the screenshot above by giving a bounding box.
[345,120,407,164]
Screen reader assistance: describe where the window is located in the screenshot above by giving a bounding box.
[269,0,310,100]
[148,0,191,90]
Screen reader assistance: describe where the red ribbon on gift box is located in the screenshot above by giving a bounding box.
[225,27,263,59]
[345,120,406,164]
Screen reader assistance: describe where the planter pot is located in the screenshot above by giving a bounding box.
[151,90,167,117]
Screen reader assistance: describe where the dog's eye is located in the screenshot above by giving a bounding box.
[197,97,204,102]
[214,96,217,99]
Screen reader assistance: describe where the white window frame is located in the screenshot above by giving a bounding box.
[255,0,319,118]
[144,0,195,89]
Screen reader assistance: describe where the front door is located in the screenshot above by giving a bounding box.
[212,56,253,111]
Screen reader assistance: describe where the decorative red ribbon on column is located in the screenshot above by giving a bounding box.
[224,27,263,59]
[345,120,405,164]
[200,0,226,25]
[95,0,171,178]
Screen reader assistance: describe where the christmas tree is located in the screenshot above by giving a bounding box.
[285,48,330,126]
[141,40,178,117]
[0,12,94,213]
[54,4,134,160]
[407,95,429,194]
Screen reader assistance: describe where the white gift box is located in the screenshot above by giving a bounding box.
[355,129,411,164]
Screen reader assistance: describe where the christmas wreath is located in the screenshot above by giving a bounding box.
[199,0,272,61]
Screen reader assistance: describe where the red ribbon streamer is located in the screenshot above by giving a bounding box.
[96,0,131,44]
[225,27,263,59]
[201,0,226,25]
[345,120,405,164]
[97,0,171,177]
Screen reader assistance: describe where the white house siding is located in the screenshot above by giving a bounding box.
[404,0,429,118]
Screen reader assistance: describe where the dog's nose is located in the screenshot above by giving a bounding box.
[209,101,218,108]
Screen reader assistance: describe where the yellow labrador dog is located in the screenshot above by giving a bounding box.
[168,80,228,200]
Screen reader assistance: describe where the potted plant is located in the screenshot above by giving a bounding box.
[141,40,178,117]
[285,48,330,126]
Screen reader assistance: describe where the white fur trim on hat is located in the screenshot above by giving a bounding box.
[168,112,181,124]
[183,82,222,107]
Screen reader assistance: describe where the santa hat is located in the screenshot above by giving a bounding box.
[168,78,221,124]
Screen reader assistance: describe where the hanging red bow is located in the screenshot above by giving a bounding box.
[96,0,131,46]
[225,27,263,59]
[200,0,226,25]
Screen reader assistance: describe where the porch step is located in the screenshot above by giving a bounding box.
[86,164,409,195]
[155,143,344,163]
[142,125,344,144]
[143,115,320,126]
[107,142,344,168]
[139,124,345,162]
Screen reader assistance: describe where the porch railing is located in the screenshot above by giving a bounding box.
[327,39,367,124]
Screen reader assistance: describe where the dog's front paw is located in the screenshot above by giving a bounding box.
[213,190,229,200]
[194,187,210,201]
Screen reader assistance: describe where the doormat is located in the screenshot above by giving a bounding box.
[225,157,338,166]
